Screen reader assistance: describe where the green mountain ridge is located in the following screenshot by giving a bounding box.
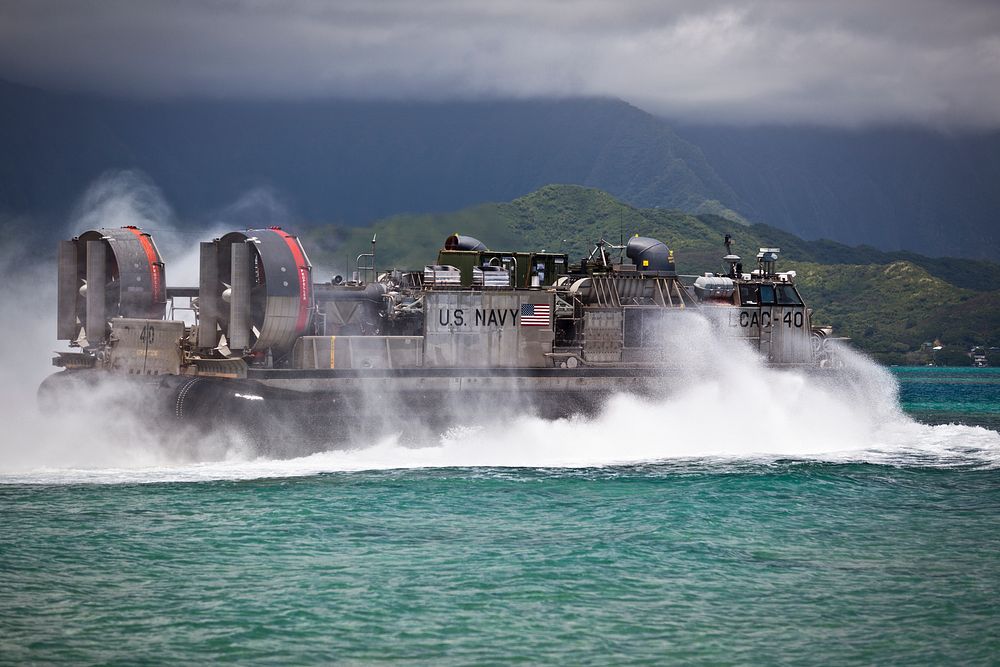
[306,184,1000,365]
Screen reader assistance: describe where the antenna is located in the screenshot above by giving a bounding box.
[723,234,741,278]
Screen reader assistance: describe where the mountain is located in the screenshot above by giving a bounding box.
[674,124,1000,261]
[2,79,998,261]
[305,185,1000,365]
[0,79,736,232]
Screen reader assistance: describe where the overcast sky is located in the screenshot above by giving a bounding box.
[2,0,999,128]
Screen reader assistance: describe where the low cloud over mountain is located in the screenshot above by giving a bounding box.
[2,0,999,128]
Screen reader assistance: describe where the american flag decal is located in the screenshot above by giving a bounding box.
[520,302,551,327]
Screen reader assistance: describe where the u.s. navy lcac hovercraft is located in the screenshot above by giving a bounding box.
[42,226,841,448]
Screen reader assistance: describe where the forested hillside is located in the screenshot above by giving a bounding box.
[306,185,1000,365]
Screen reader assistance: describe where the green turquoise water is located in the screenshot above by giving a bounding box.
[2,367,999,664]
[897,366,1000,431]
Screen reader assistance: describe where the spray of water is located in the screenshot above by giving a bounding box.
[2,176,999,484]
[0,174,255,473]
[69,171,173,237]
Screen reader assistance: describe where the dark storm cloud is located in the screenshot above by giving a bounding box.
[1,0,999,127]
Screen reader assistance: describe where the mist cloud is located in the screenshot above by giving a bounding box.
[1,0,999,127]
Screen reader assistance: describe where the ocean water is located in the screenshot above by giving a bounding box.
[2,361,1000,664]
[897,366,1000,431]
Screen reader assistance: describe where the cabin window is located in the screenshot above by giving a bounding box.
[759,284,776,305]
[776,284,803,305]
[739,284,759,305]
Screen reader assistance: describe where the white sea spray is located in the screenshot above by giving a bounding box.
[2,176,999,484]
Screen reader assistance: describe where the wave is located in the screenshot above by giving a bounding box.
[4,323,999,485]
